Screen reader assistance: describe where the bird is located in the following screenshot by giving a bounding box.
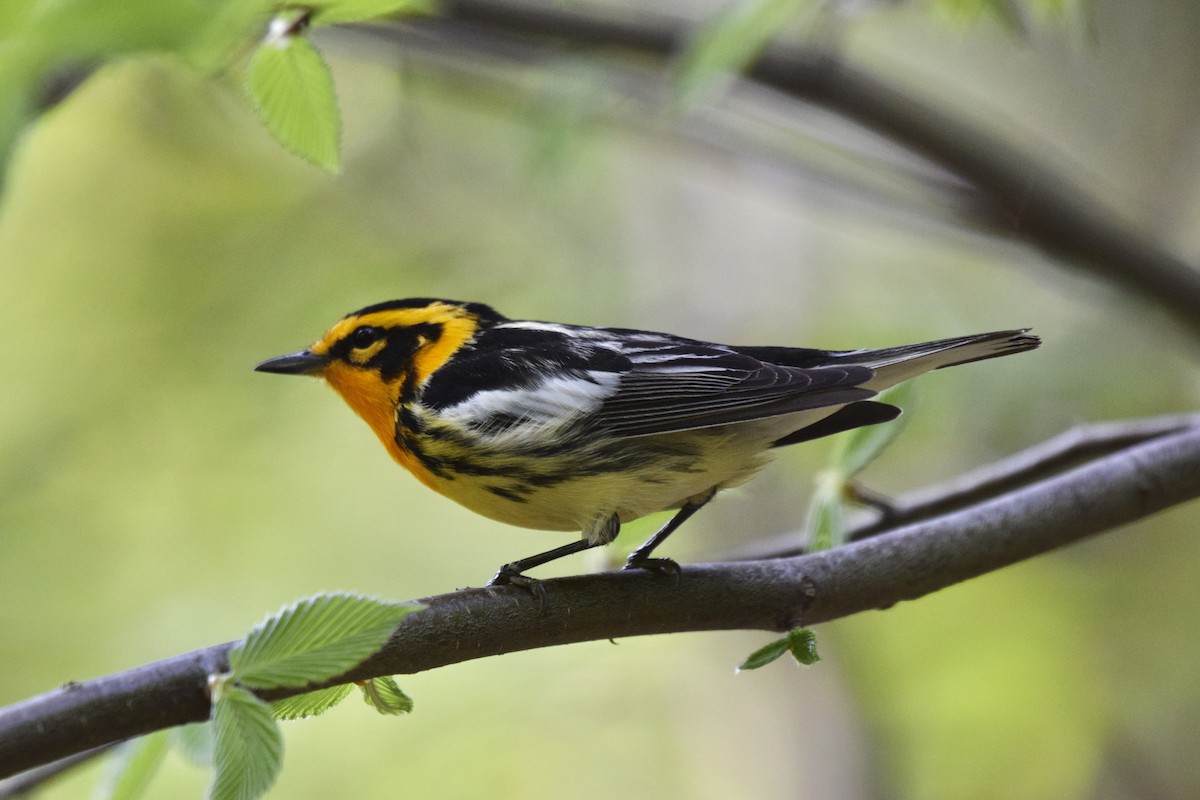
[255,298,1039,589]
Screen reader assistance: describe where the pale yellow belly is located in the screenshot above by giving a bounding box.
[421,408,836,540]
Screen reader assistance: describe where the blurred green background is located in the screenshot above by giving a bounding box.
[2,1,1199,798]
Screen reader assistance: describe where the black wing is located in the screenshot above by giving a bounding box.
[589,333,877,438]
[420,322,877,440]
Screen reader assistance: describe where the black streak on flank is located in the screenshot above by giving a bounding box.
[485,485,531,502]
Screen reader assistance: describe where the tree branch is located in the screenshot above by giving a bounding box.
[739,413,1200,559]
[397,1,1200,339]
[2,419,1198,780]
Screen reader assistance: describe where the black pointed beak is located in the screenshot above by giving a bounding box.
[254,350,329,375]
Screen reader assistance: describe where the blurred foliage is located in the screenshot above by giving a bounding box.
[674,0,814,107]
[929,0,1094,35]
[1,1,1198,799]
[807,381,915,549]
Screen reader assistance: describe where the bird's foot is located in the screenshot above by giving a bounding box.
[621,555,681,583]
[487,565,547,609]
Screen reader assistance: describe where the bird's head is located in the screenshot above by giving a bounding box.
[256,298,503,445]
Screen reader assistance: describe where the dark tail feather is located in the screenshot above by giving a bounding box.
[772,401,901,448]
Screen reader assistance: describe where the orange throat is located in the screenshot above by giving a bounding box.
[320,362,437,490]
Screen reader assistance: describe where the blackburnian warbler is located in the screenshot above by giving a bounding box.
[256,299,1039,587]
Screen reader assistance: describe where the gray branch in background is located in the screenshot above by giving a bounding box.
[407,0,1200,340]
[2,419,1198,781]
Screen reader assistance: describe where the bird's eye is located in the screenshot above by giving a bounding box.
[351,326,381,349]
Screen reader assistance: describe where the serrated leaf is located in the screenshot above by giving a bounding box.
[359,676,414,715]
[309,0,435,26]
[804,470,847,552]
[210,686,283,800]
[245,29,341,171]
[787,627,821,666]
[736,636,790,671]
[831,381,915,478]
[229,592,420,690]
[172,722,214,768]
[674,0,812,106]
[270,683,354,721]
[95,732,168,800]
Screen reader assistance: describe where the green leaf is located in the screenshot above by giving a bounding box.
[736,636,790,672]
[95,732,168,800]
[309,0,435,26]
[831,381,915,478]
[674,0,812,106]
[787,627,821,666]
[228,592,420,690]
[359,676,414,715]
[210,683,283,800]
[245,24,341,171]
[270,683,354,720]
[172,722,214,768]
[804,470,847,552]
[738,628,822,672]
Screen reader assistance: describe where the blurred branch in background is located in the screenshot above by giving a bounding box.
[3,415,1198,784]
[345,0,1200,339]
[742,412,1200,558]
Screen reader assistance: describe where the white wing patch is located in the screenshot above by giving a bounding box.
[494,320,578,336]
[440,371,621,446]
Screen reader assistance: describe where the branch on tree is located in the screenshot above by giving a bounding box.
[362,0,1200,339]
[740,413,1200,559]
[1,417,1198,781]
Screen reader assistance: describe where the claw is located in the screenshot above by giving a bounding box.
[488,566,547,610]
[621,555,681,584]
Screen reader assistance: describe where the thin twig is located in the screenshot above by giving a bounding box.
[2,420,1198,780]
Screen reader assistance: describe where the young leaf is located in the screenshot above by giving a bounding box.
[270,683,354,721]
[359,676,414,715]
[786,627,821,666]
[228,592,420,690]
[674,0,812,106]
[95,732,169,800]
[172,722,214,768]
[738,628,822,672]
[245,22,341,171]
[736,636,790,672]
[831,381,915,478]
[210,684,283,800]
[804,470,847,552]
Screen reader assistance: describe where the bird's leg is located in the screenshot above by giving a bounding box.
[488,514,621,602]
[489,539,598,586]
[622,490,715,576]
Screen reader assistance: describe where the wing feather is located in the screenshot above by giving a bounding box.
[589,338,876,438]
[423,323,878,442]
